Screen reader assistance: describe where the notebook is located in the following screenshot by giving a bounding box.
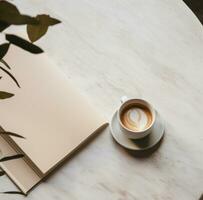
[0,45,107,194]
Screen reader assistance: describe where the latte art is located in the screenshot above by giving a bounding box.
[121,106,152,131]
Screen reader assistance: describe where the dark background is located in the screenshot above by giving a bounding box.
[183,0,203,24]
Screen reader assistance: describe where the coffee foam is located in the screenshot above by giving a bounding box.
[121,105,152,131]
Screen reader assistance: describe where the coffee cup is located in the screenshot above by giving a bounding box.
[118,96,156,139]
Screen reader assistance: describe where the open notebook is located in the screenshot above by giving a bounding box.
[0,46,107,194]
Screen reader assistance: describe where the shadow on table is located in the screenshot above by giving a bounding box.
[111,132,165,158]
[183,0,203,25]
[127,136,164,158]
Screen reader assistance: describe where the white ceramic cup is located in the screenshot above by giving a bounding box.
[118,96,156,139]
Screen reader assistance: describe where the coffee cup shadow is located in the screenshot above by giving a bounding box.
[110,129,165,158]
[112,126,164,158]
[126,134,165,158]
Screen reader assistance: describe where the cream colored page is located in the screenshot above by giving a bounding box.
[0,46,106,174]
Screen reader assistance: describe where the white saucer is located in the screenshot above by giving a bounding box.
[110,110,165,151]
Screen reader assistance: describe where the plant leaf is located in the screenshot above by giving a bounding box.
[48,17,61,26]
[34,14,61,26]
[27,14,61,42]
[0,66,20,88]
[3,14,38,25]
[0,154,24,162]
[0,20,10,32]
[0,91,14,99]
[27,15,49,42]
[0,131,25,139]
[0,43,10,59]
[1,191,25,195]
[6,34,43,54]
[0,59,11,69]
[0,170,5,176]
[0,1,38,25]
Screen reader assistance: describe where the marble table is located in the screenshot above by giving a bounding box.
[1,0,203,199]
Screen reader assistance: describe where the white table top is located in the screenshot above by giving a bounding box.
[1,0,203,199]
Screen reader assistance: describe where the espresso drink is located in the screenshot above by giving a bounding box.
[121,104,153,131]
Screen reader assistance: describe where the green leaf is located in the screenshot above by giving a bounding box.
[8,15,38,25]
[0,1,38,25]
[0,154,24,162]
[6,34,43,54]
[0,20,9,32]
[35,14,61,26]
[0,1,20,20]
[0,66,20,88]
[0,91,14,99]
[27,15,49,42]
[0,43,10,59]
[27,14,61,42]
[0,59,11,69]
[48,17,61,26]
[0,131,25,139]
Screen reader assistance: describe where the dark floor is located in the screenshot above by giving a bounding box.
[183,0,203,24]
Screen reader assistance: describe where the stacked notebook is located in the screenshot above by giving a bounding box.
[0,46,106,194]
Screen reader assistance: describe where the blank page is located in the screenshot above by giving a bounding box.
[0,46,106,174]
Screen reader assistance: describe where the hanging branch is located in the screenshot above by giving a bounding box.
[0,59,11,69]
[0,66,20,88]
[0,0,61,195]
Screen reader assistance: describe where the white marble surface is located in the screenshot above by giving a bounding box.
[1,0,203,199]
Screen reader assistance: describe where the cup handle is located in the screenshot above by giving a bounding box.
[120,96,129,104]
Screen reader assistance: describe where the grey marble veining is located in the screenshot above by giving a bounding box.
[0,0,203,199]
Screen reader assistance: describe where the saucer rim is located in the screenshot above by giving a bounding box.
[110,110,165,151]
